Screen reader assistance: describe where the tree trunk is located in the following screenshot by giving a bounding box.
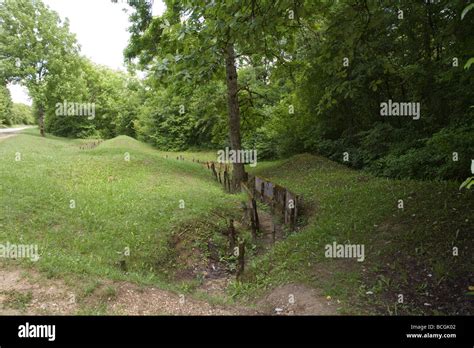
[38,106,45,137]
[224,42,246,191]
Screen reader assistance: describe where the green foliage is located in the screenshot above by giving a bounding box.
[43,57,145,139]
[0,84,12,125]
[460,177,474,190]
[10,103,34,125]
[1,0,145,139]
[303,122,474,181]
[1,0,472,182]
[125,0,301,157]
[124,0,473,181]
[135,78,227,150]
[0,0,80,115]
[267,0,474,180]
[461,3,474,20]
[43,55,94,138]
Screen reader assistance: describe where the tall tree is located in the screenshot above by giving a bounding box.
[125,0,300,189]
[0,0,79,136]
[0,83,12,125]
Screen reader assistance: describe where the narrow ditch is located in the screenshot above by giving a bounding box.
[167,156,305,295]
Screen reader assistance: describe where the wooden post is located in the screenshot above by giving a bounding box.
[251,198,259,234]
[255,199,260,232]
[249,200,257,241]
[211,163,218,181]
[223,170,228,191]
[249,175,256,197]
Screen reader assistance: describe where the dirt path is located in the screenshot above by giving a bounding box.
[0,268,244,315]
[0,268,77,315]
[0,134,18,141]
[0,126,34,141]
[0,267,339,315]
[0,126,33,133]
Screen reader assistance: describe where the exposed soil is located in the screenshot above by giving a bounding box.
[0,268,77,315]
[0,134,18,141]
[106,281,247,315]
[257,283,339,315]
[0,266,336,315]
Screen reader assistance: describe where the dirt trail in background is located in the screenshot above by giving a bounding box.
[0,267,338,315]
[0,134,18,141]
[0,126,34,140]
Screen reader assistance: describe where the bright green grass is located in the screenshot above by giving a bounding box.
[145,152,472,315]
[236,154,473,315]
[1,130,472,315]
[0,129,244,290]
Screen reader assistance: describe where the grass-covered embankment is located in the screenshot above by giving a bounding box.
[237,154,473,315]
[1,130,472,315]
[0,129,244,295]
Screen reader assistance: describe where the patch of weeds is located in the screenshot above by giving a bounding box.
[101,286,117,300]
[2,290,33,311]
